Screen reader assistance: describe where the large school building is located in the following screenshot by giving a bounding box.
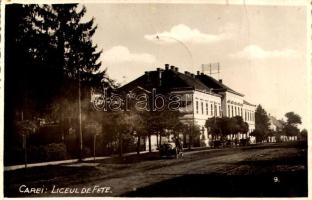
[118,64,257,149]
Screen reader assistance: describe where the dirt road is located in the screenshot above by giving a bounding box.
[4,143,307,197]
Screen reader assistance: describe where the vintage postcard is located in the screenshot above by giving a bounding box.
[1,0,311,198]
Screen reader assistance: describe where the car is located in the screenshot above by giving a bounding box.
[159,142,183,158]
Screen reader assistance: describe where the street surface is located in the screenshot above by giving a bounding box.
[4,142,307,197]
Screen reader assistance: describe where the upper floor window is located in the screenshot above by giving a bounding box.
[211,104,213,116]
[214,104,217,116]
[219,106,221,117]
[231,105,234,117]
[206,103,209,115]
[201,102,204,114]
[196,101,199,114]
[228,105,230,117]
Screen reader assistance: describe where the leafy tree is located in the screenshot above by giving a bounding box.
[232,116,248,137]
[205,117,239,142]
[285,112,302,126]
[283,124,300,137]
[282,112,302,138]
[241,122,249,136]
[6,4,106,116]
[5,4,110,162]
[141,110,183,151]
[250,129,266,143]
[44,4,102,81]
[5,4,46,164]
[206,116,250,147]
[299,129,308,141]
[206,117,221,139]
[5,4,46,119]
[254,105,270,142]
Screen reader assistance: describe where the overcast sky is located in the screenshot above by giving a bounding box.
[83,3,308,129]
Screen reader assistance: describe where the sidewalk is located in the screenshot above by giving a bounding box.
[4,147,221,172]
[4,150,150,171]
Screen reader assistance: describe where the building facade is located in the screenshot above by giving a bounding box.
[117,64,257,148]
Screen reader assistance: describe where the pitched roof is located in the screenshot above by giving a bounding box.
[243,100,257,107]
[119,68,218,95]
[195,74,244,97]
[269,115,284,129]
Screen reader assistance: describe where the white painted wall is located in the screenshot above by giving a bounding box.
[193,90,222,147]
[243,103,256,134]
[223,91,244,118]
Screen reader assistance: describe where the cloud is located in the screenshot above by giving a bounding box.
[230,45,299,59]
[144,24,232,44]
[102,46,156,64]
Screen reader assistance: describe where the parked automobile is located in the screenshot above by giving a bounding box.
[159,142,183,158]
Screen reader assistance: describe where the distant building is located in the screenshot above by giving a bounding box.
[268,115,297,142]
[117,64,257,148]
[268,115,283,132]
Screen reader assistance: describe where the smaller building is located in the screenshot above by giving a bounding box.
[268,115,297,142]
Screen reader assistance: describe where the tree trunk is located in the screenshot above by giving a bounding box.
[159,134,162,146]
[136,135,140,155]
[183,132,186,148]
[188,134,192,150]
[148,134,152,152]
[119,133,123,157]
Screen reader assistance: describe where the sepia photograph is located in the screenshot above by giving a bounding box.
[1,0,310,198]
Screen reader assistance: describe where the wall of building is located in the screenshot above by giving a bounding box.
[243,103,256,134]
[192,90,222,147]
[223,91,244,118]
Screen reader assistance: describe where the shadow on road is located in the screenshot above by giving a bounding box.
[124,172,307,197]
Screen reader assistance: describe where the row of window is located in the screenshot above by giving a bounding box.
[195,100,221,117]
[245,110,255,121]
[227,104,255,121]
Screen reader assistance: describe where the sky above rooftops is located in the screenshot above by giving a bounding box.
[83,2,309,129]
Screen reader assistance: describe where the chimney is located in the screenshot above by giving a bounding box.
[174,67,179,72]
[170,65,175,70]
[197,71,200,75]
[219,79,223,84]
[157,68,162,86]
[165,64,169,70]
[201,73,204,75]
[145,71,150,81]
[184,71,189,75]
[191,73,195,78]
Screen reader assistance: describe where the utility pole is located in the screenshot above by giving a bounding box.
[93,133,99,163]
[23,134,27,169]
[78,70,83,160]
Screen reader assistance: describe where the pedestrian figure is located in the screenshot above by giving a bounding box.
[173,136,183,158]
